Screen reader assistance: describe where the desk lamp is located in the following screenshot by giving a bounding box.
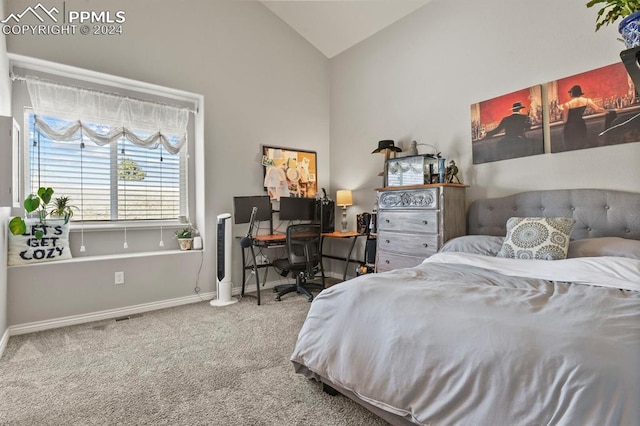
[336,190,353,232]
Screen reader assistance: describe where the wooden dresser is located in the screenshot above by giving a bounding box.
[375,184,467,272]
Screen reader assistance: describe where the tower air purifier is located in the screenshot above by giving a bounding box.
[210,213,238,307]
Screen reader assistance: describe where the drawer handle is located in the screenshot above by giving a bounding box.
[385,219,390,223]
[385,260,390,264]
[385,239,390,243]
[422,243,429,247]
[422,220,428,225]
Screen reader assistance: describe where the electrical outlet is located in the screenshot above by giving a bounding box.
[256,255,269,265]
[114,271,125,285]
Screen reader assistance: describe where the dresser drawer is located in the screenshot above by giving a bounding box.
[377,230,438,257]
[378,188,438,210]
[377,210,438,233]
[376,251,426,272]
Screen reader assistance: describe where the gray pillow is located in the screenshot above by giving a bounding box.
[439,235,505,256]
[568,237,640,260]
[497,217,576,260]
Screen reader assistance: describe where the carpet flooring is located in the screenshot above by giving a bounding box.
[0,290,388,425]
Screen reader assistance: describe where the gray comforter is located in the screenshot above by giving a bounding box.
[290,253,640,425]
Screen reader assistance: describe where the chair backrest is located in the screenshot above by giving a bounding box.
[240,207,258,248]
[286,224,321,274]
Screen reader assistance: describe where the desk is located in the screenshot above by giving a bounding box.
[241,231,366,304]
[253,234,286,245]
[320,231,367,281]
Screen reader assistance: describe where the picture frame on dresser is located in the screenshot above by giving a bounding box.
[385,154,441,187]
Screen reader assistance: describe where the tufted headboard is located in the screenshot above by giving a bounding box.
[467,189,640,241]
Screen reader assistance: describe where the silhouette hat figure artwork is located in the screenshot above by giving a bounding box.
[511,102,526,112]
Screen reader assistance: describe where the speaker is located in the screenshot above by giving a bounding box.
[364,238,377,265]
[357,213,371,235]
[369,212,377,234]
[193,236,203,250]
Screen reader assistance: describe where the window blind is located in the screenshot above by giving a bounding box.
[28,112,184,222]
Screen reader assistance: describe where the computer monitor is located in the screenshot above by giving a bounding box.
[233,196,272,224]
[279,197,316,221]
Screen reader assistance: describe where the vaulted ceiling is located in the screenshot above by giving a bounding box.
[261,1,432,58]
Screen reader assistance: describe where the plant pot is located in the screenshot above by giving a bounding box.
[45,217,67,225]
[619,10,640,48]
[178,238,193,250]
[48,214,70,224]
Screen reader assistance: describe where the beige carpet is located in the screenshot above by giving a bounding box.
[0,290,388,425]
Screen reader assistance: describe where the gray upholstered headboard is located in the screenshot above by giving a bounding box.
[468,189,640,241]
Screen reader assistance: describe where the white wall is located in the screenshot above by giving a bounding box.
[329,0,640,215]
[5,0,329,327]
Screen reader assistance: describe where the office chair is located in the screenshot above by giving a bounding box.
[272,223,325,302]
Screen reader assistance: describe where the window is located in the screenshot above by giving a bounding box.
[9,54,204,257]
[26,112,185,221]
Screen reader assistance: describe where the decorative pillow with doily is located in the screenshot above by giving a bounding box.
[497,217,576,260]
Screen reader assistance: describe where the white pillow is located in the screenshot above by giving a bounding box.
[8,222,72,266]
[439,235,505,256]
[568,237,640,260]
[497,217,575,260]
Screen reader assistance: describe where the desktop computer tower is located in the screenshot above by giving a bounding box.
[315,198,335,233]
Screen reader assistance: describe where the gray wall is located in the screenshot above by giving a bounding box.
[5,0,330,327]
[5,0,640,329]
[0,207,8,350]
[329,0,640,218]
[0,0,10,348]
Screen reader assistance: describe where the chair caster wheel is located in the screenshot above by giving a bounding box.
[307,296,313,302]
[275,296,281,301]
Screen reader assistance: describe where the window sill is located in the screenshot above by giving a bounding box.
[8,248,203,268]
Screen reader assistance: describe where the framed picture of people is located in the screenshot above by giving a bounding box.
[548,62,640,153]
[262,145,317,200]
[470,85,544,164]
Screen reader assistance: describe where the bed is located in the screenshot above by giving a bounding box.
[290,188,640,425]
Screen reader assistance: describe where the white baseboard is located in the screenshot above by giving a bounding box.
[0,328,9,359]
[9,291,215,336]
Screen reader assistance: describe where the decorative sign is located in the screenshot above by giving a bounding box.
[8,222,72,266]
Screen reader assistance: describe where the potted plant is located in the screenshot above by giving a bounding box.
[49,195,76,224]
[175,226,195,250]
[8,186,55,240]
[587,0,640,47]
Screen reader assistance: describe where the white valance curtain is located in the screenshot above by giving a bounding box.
[25,79,191,154]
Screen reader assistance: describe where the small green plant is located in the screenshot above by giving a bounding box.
[586,0,640,31]
[175,226,195,239]
[9,187,55,240]
[50,195,76,222]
